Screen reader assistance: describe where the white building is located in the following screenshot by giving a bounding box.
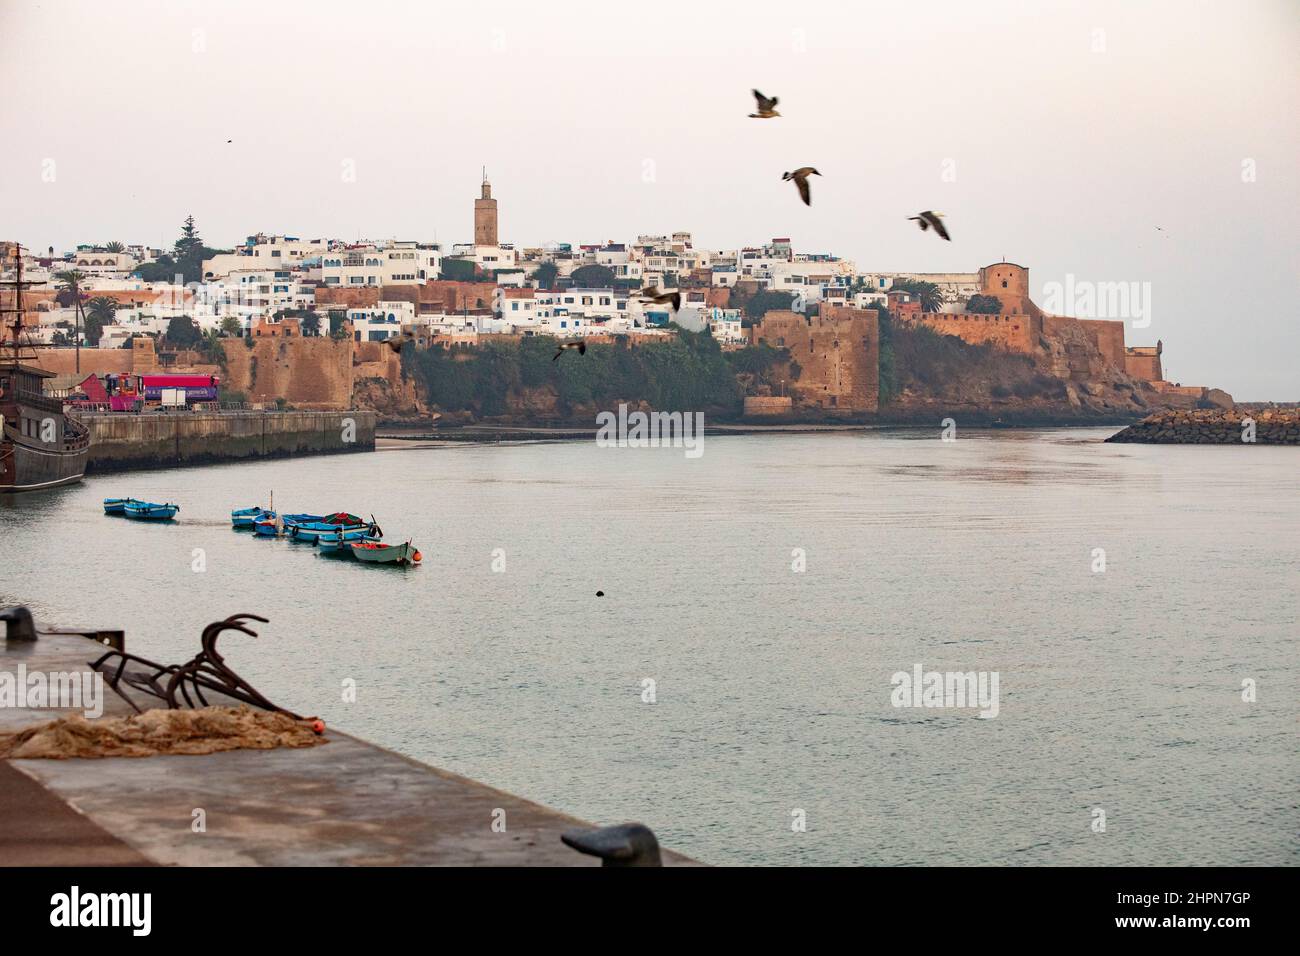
[320,241,441,288]
[348,300,417,342]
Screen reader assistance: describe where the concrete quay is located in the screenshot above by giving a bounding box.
[74,409,376,474]
[0,631,695,867]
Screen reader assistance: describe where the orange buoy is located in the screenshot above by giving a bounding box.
[412,550,422,562]
[311,719,325,734]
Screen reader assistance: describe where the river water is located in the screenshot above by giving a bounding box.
[2,428,1296,865]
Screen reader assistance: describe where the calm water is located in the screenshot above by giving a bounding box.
[2,429,1297,866]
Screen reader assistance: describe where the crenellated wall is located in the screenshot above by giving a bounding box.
[912,312,1037,352]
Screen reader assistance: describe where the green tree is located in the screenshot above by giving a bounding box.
[532,262,559,289]
[174,214,202,262]
[219,316,243,337]
[53,269,89,349]
[53,269,87,308]
[966,294,1002,314]
[198,328,228,366]
[133,255,180,283]
[439,258,483,282]
[328,309,348,338]
[570,264,616,288]
[84,296,118,345]
[165,315,202,347]
[301,312,321,336]
[103,240,125,253]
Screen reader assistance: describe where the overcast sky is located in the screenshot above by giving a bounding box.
[2,0,1295,398]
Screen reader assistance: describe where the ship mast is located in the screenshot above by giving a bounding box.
[1,243,51,365]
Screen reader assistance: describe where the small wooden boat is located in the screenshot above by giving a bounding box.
[254,514,284,536]
[103,497,139,515]
[124,500,180,521]
[231,506,270,528]
[349,540,421,566]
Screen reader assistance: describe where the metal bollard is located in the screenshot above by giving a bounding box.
[561,823,663,867]
[0,606,38,642]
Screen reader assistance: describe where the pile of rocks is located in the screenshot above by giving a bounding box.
[1106,408,1300,444]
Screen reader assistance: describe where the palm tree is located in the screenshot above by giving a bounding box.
[891,278,944,313]
[84,296,118,346]
[54,269,88,370]
[198,328,228,367]
[103,241,125,253]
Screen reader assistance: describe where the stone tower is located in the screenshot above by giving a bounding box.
[474,169,498,247]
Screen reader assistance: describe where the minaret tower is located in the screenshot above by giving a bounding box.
[474,167,498,247]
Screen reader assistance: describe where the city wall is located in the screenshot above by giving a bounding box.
[220,337,354,409]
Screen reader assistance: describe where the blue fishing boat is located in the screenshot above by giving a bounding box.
[289,512,368,543]
[317,524,382,553]
[253,517,280,536]
[231,506,270,528]
[123,500,180,521]
[103,497,139,515]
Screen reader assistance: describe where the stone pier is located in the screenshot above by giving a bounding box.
[74,409,376,473]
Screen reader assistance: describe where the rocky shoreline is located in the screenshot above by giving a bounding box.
[1106,408,1300,445]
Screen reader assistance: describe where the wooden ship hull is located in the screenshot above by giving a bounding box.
[1,242,93,493]
[0,366,91,493]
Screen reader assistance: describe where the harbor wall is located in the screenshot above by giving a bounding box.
[75,410,376,472]
[1106,408,1300,444]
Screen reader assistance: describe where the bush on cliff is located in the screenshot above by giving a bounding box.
[402,329,742,420]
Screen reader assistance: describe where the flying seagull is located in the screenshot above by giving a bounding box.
[637,285,681,312]
[553,340,586,361]
[384,331,416,353]
[909,210,951,241]
[749,89,780,119]
[783,167,821,206]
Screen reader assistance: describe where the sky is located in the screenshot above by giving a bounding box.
[1,0,1296,398]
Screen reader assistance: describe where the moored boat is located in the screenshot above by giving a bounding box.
[318,528,380,554]
[290,512,368,543]
[103,497,139,515]
[349,540,421,566]
[317,524,381,549]
[1,248,91,493]
[123,500,180,521]
[231,506,270,528]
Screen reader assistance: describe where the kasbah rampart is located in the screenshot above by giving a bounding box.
[20,260,1226,423]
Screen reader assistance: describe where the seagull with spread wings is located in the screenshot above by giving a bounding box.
[908,210,951,241]
[749,89,780,118]
[783,167,821,206]
[553,340,587,361]
[637,285,681,313]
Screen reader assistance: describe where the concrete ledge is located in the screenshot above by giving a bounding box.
[1,633,697,867]
[73,410,377,473]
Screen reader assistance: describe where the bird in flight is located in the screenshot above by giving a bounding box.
[783,168,821,206]
[384,331,416,353]
[637,285,681,312]
[553,340,587,361]
[909,210,951,241]
[749,89,780,119]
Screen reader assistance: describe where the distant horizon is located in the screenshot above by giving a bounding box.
[2,0,1296,399]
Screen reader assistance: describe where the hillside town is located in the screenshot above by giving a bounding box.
[2,173,1224,421]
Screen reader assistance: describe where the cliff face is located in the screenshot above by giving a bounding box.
[878,318,1152,423]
